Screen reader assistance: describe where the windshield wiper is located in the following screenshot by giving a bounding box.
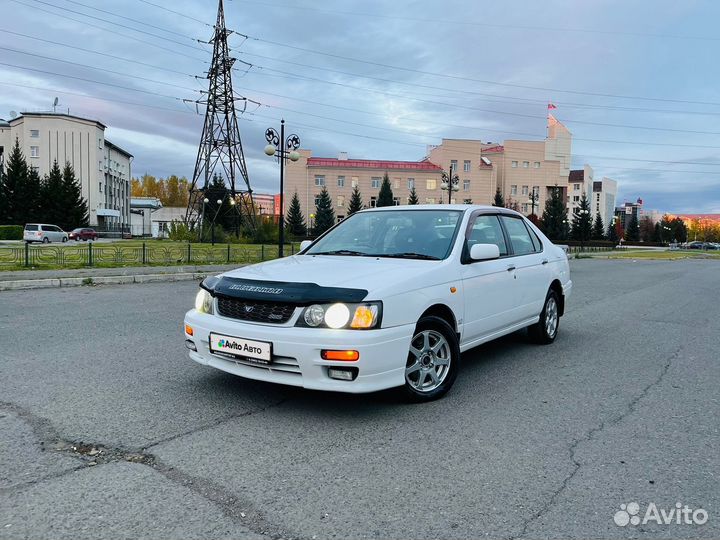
[310,250,369,256]
[374,252,441,260]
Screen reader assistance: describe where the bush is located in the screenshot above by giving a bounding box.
[0,225,23,240]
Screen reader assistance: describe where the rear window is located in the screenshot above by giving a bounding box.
[25,224,38,231]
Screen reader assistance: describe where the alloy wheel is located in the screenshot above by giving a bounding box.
[405,329,451,393]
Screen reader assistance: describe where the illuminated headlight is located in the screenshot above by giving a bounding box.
[194,289,214,314]
[297,302,382,329]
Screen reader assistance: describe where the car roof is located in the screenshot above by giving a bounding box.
[359,204,524,217]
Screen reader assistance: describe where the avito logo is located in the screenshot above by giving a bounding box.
[614,502,708,527]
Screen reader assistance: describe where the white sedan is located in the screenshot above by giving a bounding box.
[184,205,571,401]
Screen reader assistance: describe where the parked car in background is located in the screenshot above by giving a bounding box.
[68,228,98,241]
[686,241,705,249]
[23,224,69,244]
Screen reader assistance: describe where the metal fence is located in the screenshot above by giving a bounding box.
[0,242,297,269]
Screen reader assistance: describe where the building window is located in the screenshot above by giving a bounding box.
[596,193,600,201]
[450,159,458,171]
[574,184,580,191]
[337,176,345,187]
[393,197,400,206]
[337,195,345,207]
[314,194,321,206]
[426,179,437,190]
[371,177,381,188]
[511,161,518,168]
[573,195,580,202]
[99,182,102,193]
[463,179,470,191]
[370,196,377,207]
[393,177,400,189]
[522,203,529,213]
[425,197,436,204]
[521,185,529,196]
[351,176,358,188]
[523,161,529,168]
[30,130,39,138]
[407,178,415,189]
[463,160,471,172]
[30,166,39,174]
[510,185,517,196]
[534,162,540,168]
[98,138,103,149]
[314,175,325,187]
[30,146,39,158]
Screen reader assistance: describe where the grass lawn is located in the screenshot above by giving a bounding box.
[597,249,720,260]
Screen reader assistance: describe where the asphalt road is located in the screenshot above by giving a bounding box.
[0,259,718,540]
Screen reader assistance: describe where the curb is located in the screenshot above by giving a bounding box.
[0,271,214,291]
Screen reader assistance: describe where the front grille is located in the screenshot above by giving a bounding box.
[217,296,296,324]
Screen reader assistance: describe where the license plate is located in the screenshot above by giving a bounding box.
[208,333,272,364]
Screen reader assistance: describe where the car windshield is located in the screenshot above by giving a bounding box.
[304,209,462,260]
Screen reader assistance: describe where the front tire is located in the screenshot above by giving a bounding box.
[42,237,50,244]
[528,290,560,344]
[401,316,460,402]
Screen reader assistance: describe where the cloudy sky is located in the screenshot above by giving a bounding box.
[2,0,719,213]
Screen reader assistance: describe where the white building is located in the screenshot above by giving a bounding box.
[592,177,618,228]
[0,112,132,229]
[130,197,186,238]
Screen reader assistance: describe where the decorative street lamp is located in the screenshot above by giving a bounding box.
[309,213,316,237]
[577,208,590,251]
[440,163,459,204]
[264,119,301,257]
[210,198,223,246]
[527,189,539,217]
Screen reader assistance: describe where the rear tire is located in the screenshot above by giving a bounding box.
[61,237,68,243]
[528,289,560,344]
[400,316,460,402]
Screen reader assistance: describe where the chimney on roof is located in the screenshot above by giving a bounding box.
[338,152,348,160]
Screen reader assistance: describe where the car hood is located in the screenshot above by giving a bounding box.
[220,254,442,297]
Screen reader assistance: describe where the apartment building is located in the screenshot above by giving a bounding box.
[284,117,574,220]
[592,177,618,227]
[568,164,594,214]
[0,112,132,229]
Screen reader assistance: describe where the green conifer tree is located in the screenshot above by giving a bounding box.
[376,172,394,207]
[285,191,306,238]
[407,186,419,205]
[570,193,592,242]
[625,215,640,242]
[347,185,364,215]
[1,138,29,225]
[313,187,335,235]
[61,162,89,229]
[591,213,605,240]
[540,185,568,241]
[493,187,505,207]
[40,161,65,227]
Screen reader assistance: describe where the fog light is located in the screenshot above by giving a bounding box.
[185,339,197,351]
[328,367,357,381]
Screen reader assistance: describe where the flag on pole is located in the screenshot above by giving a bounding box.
[547,103,557,110]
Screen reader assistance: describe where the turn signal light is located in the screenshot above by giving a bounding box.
[350,305,378,328]
[184,324,194,336]
[321,350,359,361]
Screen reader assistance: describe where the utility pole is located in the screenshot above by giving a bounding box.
[185,0,257,235]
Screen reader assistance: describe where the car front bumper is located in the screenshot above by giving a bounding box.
[183,309,414,393]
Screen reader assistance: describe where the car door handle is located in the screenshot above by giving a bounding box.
[506,265,516,272]
[541,259,549,265]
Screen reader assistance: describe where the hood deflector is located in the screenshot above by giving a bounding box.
[206,277,368,305]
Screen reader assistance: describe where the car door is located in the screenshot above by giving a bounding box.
[498,215,550,320]
[460,213,522,343]
[50,226,62,242]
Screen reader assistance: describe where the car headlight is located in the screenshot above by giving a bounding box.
[297,302,381,329]
[194,289,214,314]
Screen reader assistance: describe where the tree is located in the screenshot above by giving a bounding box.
[347,185,363,215]
[570,193,592,242]
[40,161,65,227]
[492,187,505,207]
[539,185,568,241]
[625,215,640,242]
[607,220,619,243]
[285,191,306,238]
[407,186,419,205]
[639,215,654,242]
[313,187,335,235]
[670,216,688,243]
[376,172,394,207]
[15,160,42,225]
[1,138,29,225]
[61,162,89,229]
[591,213,605,240]
[652,222,662,242]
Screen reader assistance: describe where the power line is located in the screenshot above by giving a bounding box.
[8,0,208,60]
[232,1,720,43]
[237,34,720,107]
[137,0,212,27]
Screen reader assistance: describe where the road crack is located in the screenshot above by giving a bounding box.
[0,399,300,539]
[510,347,680,539]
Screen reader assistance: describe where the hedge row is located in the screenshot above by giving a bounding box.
[0,225,23,240]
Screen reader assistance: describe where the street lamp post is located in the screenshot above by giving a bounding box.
[198,197,210,242]
[440,163,459,204]
[210,198,223,246]
[309,213,315,237]
[527,189,539,218]
[577,208,590,251]
[264,119,301,258]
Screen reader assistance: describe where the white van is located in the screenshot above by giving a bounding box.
[23,224,69,244]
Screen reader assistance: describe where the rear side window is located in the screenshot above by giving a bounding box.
[500,216,537,256]
[25,224,38,231]
[467,215,508,256]
[527,224,543,252]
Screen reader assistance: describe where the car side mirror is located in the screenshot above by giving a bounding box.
[299,240,312,252]
[470,243,500,261]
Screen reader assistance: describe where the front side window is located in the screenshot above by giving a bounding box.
[500,215,536,255]
[305,209,462,260]
[466,215,508,257]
